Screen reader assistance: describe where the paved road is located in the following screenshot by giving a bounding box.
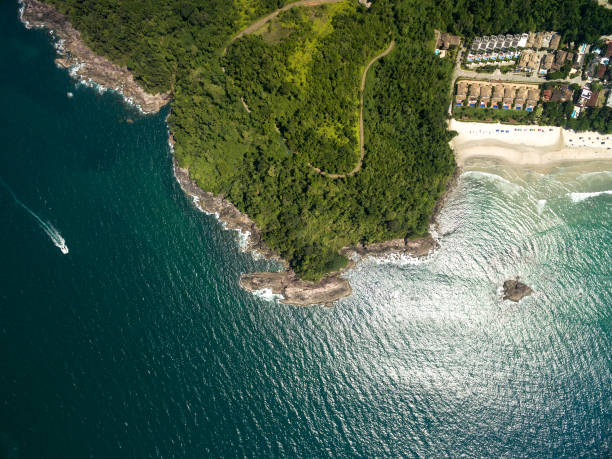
[223,0,346,54]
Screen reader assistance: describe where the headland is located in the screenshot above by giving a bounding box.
[20,0,170,113]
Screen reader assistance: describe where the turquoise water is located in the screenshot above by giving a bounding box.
[1,2,611,457]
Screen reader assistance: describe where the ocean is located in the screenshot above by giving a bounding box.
[1,2,611,457]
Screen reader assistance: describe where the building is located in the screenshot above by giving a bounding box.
[581,87,593,100]
[540,53,555,73]
[503,85,516,109]
[525,32,536,48]
[455,81,468,106]
[518,51,531,69]
[606,41,612,59]
[435,30,461,50]
[552,50,568,71]
[527,88,540,101]
[596,64,607,80]
[606,90,612,108]
[542,88,553,101]
[468,84,481,107]
[586,91,600,108]
[480,85,493,107]
[533,32,545,49]
[515,87,528,109]
[551,85,573,102]
[440,33,461,49]
[549,33,561,50]
[491,84,505,108]
[529,53,542,72]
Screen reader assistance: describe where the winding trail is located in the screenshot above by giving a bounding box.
[311,40,395,178]
[223,0,395,179]
[223,0,346,55]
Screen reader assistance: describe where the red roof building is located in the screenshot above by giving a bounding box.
[586,91,600,108]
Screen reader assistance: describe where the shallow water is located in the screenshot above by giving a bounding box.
[1,2,611,457]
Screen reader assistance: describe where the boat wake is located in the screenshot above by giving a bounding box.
[1,178,69,254]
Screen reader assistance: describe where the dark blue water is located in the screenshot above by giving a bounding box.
[2,2,611,457]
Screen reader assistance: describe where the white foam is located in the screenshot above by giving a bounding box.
[568,190,612,203]
[0,178,68,254]
[368,250,433,267]
[462,170,524,194]
[189,195,251,249]
[252,288,285,302]
[536,199,546,215]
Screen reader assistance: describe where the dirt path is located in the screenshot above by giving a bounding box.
[312,40,395,179]
[223,1,395,179]
[223,0,346,55]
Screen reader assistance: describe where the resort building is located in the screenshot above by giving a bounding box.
[480,85,493,107]
[503,86,516,109]
[540,53,555,74]
[468,84,481,107]
[514,87,528,109]
[492,83,505,108]
[455,81,468,106]
[526,88,540,110]
[549,33,561,50]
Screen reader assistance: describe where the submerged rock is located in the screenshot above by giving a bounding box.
[503,278,533,302]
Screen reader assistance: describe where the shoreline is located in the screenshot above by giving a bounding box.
[18,0,456,306]
[450,120,612,167]
[20,0,171,114]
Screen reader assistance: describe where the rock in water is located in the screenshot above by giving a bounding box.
[503,278,533,302]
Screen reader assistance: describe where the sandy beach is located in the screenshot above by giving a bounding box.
[450,119,612,166]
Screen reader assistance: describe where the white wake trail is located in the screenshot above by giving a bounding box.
[1,178,69,254]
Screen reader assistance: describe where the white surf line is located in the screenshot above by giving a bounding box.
[568,190,612,203]
[0,178,69,254]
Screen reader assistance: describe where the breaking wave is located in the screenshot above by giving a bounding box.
[536,199,547,215]
[568,190,612,203]
[462,170,525,194]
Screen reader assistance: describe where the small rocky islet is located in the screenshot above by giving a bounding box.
[503,278,533,302]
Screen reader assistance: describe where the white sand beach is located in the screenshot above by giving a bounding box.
[449,120,612,166]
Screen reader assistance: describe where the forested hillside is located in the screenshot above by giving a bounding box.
[42,0,612,281]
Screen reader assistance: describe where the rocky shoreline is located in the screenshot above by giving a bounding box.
[174,157,450,306]
[21,0,455,306]
[20,0,170,114]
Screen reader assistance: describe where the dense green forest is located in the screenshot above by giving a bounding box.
[541,102,612,133]
[42,0,612,280]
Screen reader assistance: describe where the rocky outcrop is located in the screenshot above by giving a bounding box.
[173,159,284,264]
[341,236,438,259]
[20,0,171,113]
[503,278,533,302]
[240,272,352,307]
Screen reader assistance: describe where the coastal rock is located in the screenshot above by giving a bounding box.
[20,0,171,114]
[173,159,283,264]
[503,278,533,302]
[240,272,352,307]
[341,236,438,259]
